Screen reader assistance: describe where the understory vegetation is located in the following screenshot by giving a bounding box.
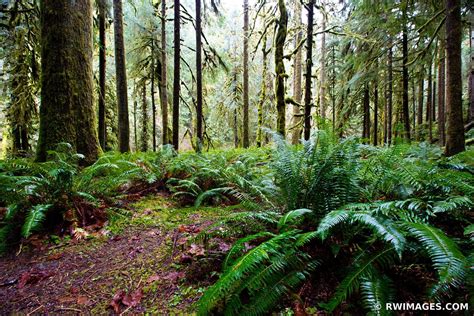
[1,134,472,314]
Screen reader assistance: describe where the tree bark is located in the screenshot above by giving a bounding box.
[141,82,148,152]
[172,0,181,150]
[319,14,326,119]
[304,0,314,140]
[37,0,100,164]
[373,80,378,146]
[438,41,446,146]
[133,100,138,150]
[242,0,249,148]
[362,85,370,142]
[151,48,157,151]
[387,45,393,145]
[275,0,288,137]
[113,0,130,153]
[401,9,411,141]
[290,0,302,144]
[257,34,269,147]
[98,0,107,150]
[196,0,203,151]
[468,20,474,123]
[416,71,424,140]
[160,0,170,145]
[427,63,433,142]
[445,0,465,155]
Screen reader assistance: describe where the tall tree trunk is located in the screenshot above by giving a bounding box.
[290,0,302,144]
[113,0,130,153]
[387,45,393,145]
[468,21,474,123]
[304,0,314,140]
[432,55,437,122]
[427,63,433,142]
[141,82,148,152]
[242,0,249,147]
[331,44,336,132]
[151,49,157,151]
[362,85,370,142]
[160,0,170,145]
[319,14,327,119]
[275,0,288,137]
[257,34,269,147]
[417,71,424,140]
[402,9,411,141]
[438,41,446,146]
[98,0,107,150]
[37,0,100,164]
[233,109,239,148]
[172,0,181,150]
[445,0,465,155]
[196,0,203,151]
[373,80,378,146]
[133,100,138,150]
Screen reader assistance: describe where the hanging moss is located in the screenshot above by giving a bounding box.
[274,0,288,137]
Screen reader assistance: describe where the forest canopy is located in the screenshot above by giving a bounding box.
[0,0,473,314]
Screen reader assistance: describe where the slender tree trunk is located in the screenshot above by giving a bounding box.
[362,85,370,142]
[291,0,302,144]
[196,0,203,151]
[417,71,424,139]
[432,55,437,122]
[233,109,239,148]
[438,42,446,145]
[160,0,170,145]
[257,34,268,147]
[387,45,393,145]
[374,80,378,146]
[242,0,249,147]
[304,0,314,140]
[275,0,288,137]
[412,77,416,133]
[151,50,157,151]
[445,0,465,155]
[319,14,327,119]
[113,0,130,153]
[468,21,474,123]
[141,82,148,152]
[37,0,100,164]
[98,0,107,150]
[133,100,138,150]
[427,63,433,142]
[331,44,336,132]
[402,10,411,141]
[173,0,181,149]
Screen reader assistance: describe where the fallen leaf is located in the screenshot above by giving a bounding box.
[146,274,161,284]
[77,295,90,305]
[110,290,125,314]
[188,244,205,257]
[47,252,64,261]
[58,296,76,304]
[162,271,185,282]
[122,288,143,307]
[18,269,54,289]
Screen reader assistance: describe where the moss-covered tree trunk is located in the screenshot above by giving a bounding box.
[113,0,130,152]
[195,0,203,151]
[373,80,378,146]
[275,0,288,137]
[468,21,474,124]
[290,0,302,144]
[151,46,157,152]
[445,0,465,156]
[160,0,170,145]
[257,34,269,148]
[242,0,249,148]
[303,0,314,140]
[437,42,446,146]
[172,0,181,150]
[98,0,107,150]
[386,44,393,145]
[37,0,100,164]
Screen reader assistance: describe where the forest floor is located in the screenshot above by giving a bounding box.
[0,192,236,314]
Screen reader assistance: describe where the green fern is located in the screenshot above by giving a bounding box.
[21,204,52,238]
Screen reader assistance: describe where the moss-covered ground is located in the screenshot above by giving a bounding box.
[0,193,238,314]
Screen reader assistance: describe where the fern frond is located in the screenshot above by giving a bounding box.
[21,204,52,238]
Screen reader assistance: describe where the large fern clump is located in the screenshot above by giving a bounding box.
[197,138,473,315]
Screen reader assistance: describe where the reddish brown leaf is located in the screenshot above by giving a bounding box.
[110,290,125,313]
[77,295,90,305]
[146,274,161,284]
[122,288,143,307]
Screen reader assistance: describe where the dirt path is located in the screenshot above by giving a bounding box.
[0,193,232,314]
